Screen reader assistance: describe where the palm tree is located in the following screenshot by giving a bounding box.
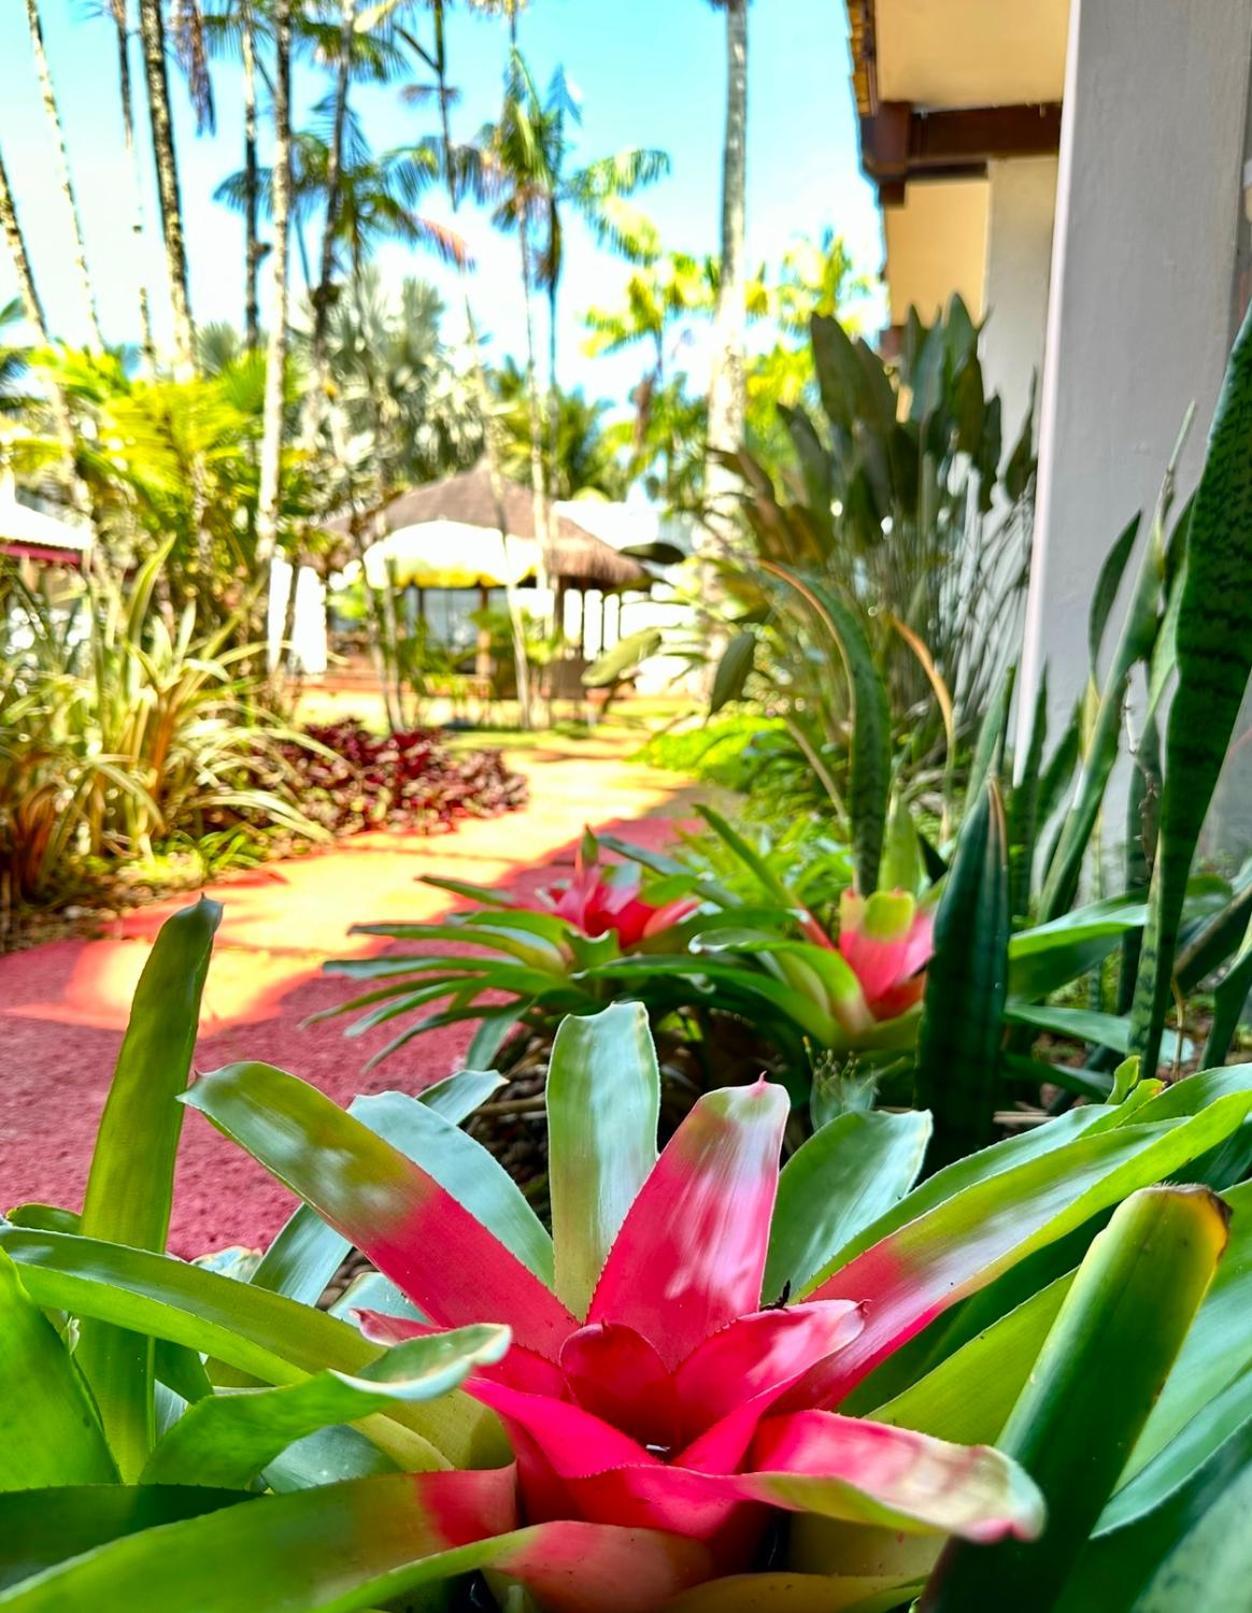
[137,0,197,369]
[106,1,157,367]
[0,149,50,346]
[532,66,668,468]
[392,0,534,725]
[23,0,105,348]
[475,50,555,548]
[255,0,293,603]
[0,142,84,498]
[203,0,268,351]
[705,0,748,530]
[306,0,359,419]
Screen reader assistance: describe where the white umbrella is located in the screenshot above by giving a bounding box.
[342,520,541,591]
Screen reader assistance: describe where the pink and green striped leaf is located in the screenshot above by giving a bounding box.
[587,1080,789,1365]
[182,1061,576,1359]
[800,1092,1252,1408]
[0,1471,712,1613]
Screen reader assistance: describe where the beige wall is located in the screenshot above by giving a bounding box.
[884,177,989,326]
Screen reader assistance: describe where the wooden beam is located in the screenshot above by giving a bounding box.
[862,100,1061,204]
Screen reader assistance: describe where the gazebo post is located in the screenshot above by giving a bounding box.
[475,581,493,689]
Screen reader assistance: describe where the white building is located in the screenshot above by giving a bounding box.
[846,0,1252,853]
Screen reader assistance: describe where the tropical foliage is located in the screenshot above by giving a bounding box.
[8,911,1252,1609]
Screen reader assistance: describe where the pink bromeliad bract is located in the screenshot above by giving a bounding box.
[541,832,699,948]
[186,1004,1042,1610]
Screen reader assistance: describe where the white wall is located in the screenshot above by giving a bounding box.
[980,156,1058,453]
[1019,0,1252,755]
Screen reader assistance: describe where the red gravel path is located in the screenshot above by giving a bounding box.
[0,743,689,1256]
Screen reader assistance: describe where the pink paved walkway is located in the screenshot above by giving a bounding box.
[0,740,690,1256]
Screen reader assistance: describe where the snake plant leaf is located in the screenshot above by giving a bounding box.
[547,1003,660,1315]
[0,1250,117,1489]
[913,781,1009,1168]
[966,671,1013,814]
[1088,514,1141,669]
[1175,862,1252,992]
[1007,671,1048,920]
[760,563,891,894]
[140,1324,510,1489]
[917,1185,1229,1612]
[1040,488,1172,926]
[75,897,220,1481]
[1132,301,1252,1073]
[1202,915,1252,1067]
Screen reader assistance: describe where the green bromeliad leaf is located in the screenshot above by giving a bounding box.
[0,1251,117,1489]
[75,897,221,1482]
[140,1325,510,1489]
[547,1003,660,1316]
[0,1474,712,1613]
[918,1185,1229,1611]
[764,1110,932,1300]
[0,1226,502,1471]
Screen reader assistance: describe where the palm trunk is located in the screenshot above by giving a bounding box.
[25,0,104,348]
[307,0,356,421]
[137,0,195,370]
[255,0,292,608]
[0,148,50,343]
[518,221,550,541]
[433,0,533,728]
[546,276,561,495]
[0,141,85,505]
[112,2,156,369]
[705,0,747,530]
[242,8,261,352]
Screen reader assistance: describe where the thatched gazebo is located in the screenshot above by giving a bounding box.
[327,465,650,673]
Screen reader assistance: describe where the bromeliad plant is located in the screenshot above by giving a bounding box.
[9,910,1252,1607]
[325,808,936,1094]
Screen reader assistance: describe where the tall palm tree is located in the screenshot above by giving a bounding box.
[705,0,748,529]
[533,66,668,462]
[0,146,89,506]
[475,49,555,547]
[204,0,268,351]
[23,0,105,348]
[255,0,293,595]
[392,0,534,725]
[0,149,50,346]
[306,0,358,419]
[106,1,157,367]
[137,0,197,369]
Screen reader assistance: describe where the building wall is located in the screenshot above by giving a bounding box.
[980,156,1058,453]
[1019,0,1252,789]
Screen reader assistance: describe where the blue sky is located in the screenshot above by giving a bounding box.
[0,0,883,405]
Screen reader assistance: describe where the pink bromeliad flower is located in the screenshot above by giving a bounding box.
[835,887,936,1023]
[189,1004,1043,1610]
[543,832,699,948]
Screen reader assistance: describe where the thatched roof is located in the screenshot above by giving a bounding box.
[327,466,649,591]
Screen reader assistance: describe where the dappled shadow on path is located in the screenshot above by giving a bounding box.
[0,749,698,1256]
